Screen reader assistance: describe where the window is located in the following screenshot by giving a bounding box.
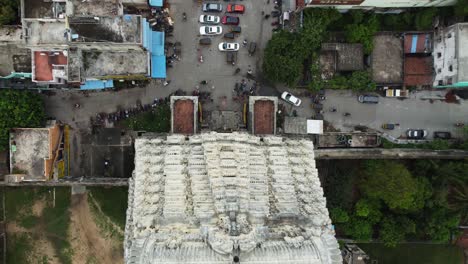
[447,33,452,38]
[449,65,453,72]
[437,52,441,58]
[438,80,443,86]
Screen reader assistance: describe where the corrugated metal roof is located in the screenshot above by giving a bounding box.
[404,33,432,54]
[143,18,166,79]
[149,0,163,7]
[80,80,114,90]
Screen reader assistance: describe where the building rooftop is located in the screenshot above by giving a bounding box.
[171,97,197,134]
[67,0,123,17]
[433,23,468,86]
[69,16,142,43]
[0,44,31,77]
[322,43,364,72]
[404,56,433,86]
[23,20,68,45]
[82,48,148,78]
[404,33,432,54]
[249,96,277,135]
[9,124,62,180]
[371,34,403,84]
[32,50,68,83]
[125,133,341,264]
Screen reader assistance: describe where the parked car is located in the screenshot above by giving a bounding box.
[227,4,245,13]
[248,41,257,56]
[218,42,239,51]
[358,94,379,104]
[381,123,395,130]
[407,129,428,139]
[434,131,451,139]
[221,15,239,25]
[199,38,212,45]
[199,15,220,24]
[230,26,241,33]
[202,3,223,12]
[281,91,302,106]
[223,32,236,39]
[199,26,222,36]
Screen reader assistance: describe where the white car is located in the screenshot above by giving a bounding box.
[218,42,240,51]
[199,15,220,24]
[281,91,302,106]
[199,26,222,36]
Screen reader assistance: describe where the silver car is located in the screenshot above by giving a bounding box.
[281,91,302,106]
[199,15,220,24]
[202,3,222,12]
[199,26,222,36]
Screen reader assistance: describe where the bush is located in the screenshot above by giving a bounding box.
[345,15,379,54]
[0,90,45,150]
[415,8,437,30]
[0,0,18,25]
[330,207,350,223]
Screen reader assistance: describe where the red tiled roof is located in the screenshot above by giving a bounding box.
[404,57,433,86]
[34,51,67,82]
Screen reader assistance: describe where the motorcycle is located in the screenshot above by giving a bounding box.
[182,12,187,21]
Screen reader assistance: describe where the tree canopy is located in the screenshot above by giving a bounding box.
[0,90,45,150]
[0,0,18,25]
[262,8,341,86]
[361,160,429,211]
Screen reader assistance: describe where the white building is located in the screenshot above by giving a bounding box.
[304,0,456,10]
[125,132,341,264]
[433,23,468,88]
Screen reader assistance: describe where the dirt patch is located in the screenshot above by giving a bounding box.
[173,99,194,134]
[69,193,123,264]
[254,100,274,135]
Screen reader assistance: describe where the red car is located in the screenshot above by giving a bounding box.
[227,4,245,14]
[221,16,239,25]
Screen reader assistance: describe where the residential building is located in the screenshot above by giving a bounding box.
[1,0,166,89]
[403,32,434,87]
[302,0,456,11]
[7,121,69,182]
[433,23,468,88]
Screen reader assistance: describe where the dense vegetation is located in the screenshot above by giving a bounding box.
[0,90,46,151]
[121,102,170,133]
[322,160,466,247]
[0,0,18,25]
[263,2,468,87]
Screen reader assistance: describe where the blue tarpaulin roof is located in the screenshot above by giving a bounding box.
[80,80,114,90]
[143,18,166,79]
[149,0,163,7]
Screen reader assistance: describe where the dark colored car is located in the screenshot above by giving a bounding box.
[358,94,379,104]
[221,15,239,25]
[202,3,222,12]
[407,129,428,139]
[230,26,241,33]
[434,131,451,139]
[224,32,236,39]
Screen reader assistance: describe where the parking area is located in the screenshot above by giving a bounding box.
[321,90,468,140]
[167,0,275,113]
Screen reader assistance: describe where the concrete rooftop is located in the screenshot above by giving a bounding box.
[82,48,148,77]
[371,34,403,84]
[10,129,49,179]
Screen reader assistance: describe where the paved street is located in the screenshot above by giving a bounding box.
[168,0,275,111]
[321,90,468,140]
[42,0,278,177]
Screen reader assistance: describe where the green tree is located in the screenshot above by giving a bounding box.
[343,216,373,241]
[0,90,45,150]
[448,180,468,224]
[454,0,468,18]
[330,207,350,223]
[379,216,416,247]
[0,0,18,25]
[349,71,376,92]
[262,31,303,86]
[355,198,382,224]
[361,161,427,211]
[345,15,379,54]
[422,206,460,241]
[414,8,437,30]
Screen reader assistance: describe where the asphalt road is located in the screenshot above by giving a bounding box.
[321,90,468,140]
